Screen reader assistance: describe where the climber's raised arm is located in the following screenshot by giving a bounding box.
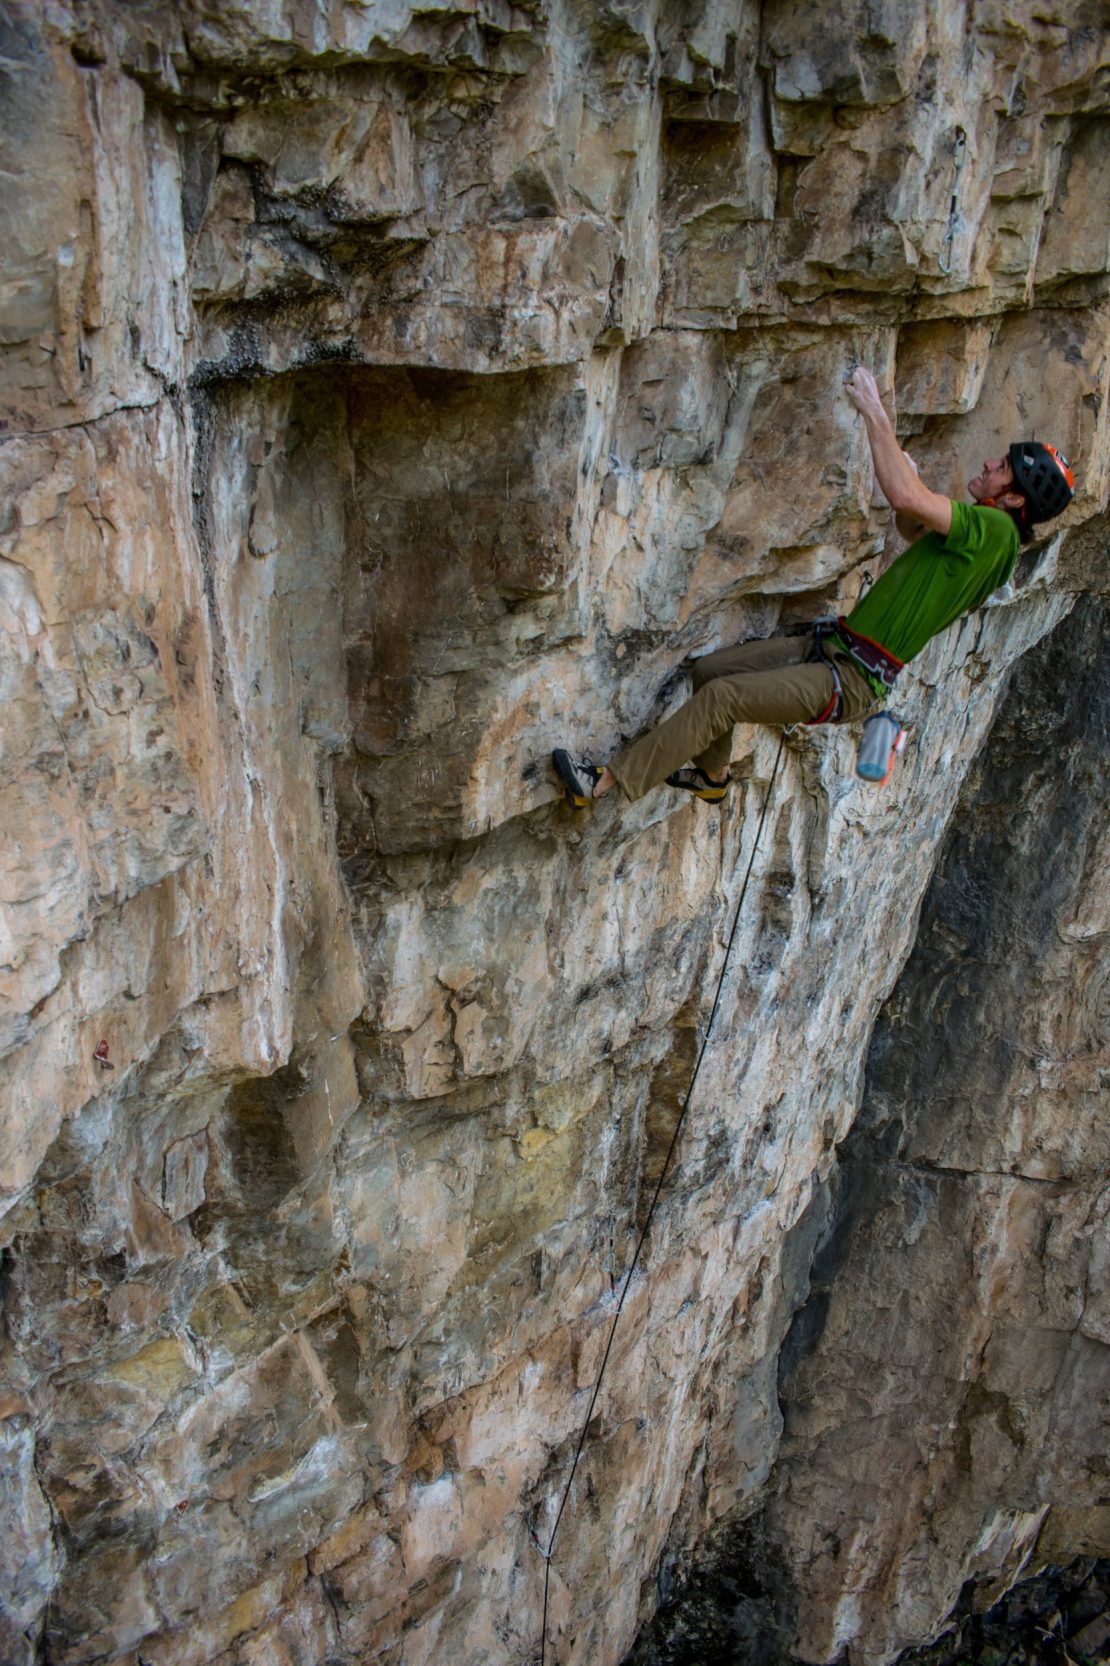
[844,366,952,536]
[893,453,926,543]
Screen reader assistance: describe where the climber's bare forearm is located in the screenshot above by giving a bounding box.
[845,368,952,536]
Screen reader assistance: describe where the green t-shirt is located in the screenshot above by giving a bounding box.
[843,500,1019,672]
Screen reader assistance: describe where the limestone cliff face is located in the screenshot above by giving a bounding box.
[630,584,1110,1665]
[0,4,1107,1665]
[769,588,1110,1665]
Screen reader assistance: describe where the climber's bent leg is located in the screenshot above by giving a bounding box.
[689,634,812,688]
[687,636,812,776]
[608,656,835,803]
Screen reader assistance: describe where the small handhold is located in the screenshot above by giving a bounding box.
[93,1040,115,1070]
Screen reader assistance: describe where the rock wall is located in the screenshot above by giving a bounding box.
[769,586,1110,1665]
[628,578,1110,1666]
[1,3,1107,1665]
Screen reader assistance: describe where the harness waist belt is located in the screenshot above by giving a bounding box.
[834,618,904,692]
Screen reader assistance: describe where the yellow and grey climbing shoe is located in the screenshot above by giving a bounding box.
[552,749,603,808]
[666,765,729,802]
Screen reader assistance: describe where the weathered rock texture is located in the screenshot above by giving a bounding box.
[769,589,1110,1665]
[629,584,1110,1666]
[0,3,1107,1665]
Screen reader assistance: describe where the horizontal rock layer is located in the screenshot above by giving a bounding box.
[0,2,1107,1664]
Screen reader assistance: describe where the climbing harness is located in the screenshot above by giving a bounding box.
[535,732,787,1666]
[834,617,904,694]
[805,620,845,725]
[803,622,908,785]
[938,124,967,276]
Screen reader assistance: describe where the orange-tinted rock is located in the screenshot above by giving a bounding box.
[1,3,1107,1665]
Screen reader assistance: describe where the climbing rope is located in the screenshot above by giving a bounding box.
[536,729,787,1666]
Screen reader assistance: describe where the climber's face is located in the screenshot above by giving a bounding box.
[968,456,1016,502]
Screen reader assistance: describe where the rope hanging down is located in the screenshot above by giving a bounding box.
[536,730,787,1666]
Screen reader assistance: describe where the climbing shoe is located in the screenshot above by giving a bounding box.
[666,765,729,802]
[552,749,603,808]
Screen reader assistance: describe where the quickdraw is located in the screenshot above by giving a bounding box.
[939,124,968,276]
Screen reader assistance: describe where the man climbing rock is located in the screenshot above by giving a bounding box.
[553,365,1075,807]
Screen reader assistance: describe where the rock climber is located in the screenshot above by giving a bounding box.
[552,365,1075,808]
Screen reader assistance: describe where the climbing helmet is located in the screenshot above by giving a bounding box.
[1007,441,1075,523]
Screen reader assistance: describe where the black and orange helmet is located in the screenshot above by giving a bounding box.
[1008,441,1075,523]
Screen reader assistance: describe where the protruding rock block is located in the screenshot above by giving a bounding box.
[1037,118,1110,288]
[762,0,928,108]
[896,319,998,417]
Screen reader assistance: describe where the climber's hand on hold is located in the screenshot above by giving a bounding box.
[844,369,952,536]
[844,365,886,420]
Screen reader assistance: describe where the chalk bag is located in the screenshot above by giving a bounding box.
[856,711,906,786]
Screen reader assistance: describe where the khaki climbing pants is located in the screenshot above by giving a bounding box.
[608,634,877,803]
